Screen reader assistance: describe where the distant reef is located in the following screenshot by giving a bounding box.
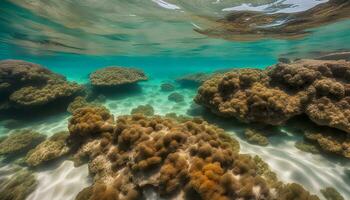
[195,59,350,158]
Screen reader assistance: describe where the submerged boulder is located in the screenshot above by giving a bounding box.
[0,129,46,156]
[0,169,37,200]
[25,131,70,167]
[89,66,147,88]
[168,92,184,103]
[160,83,175,92]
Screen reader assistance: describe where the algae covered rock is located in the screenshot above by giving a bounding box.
[0,130,46,156]
[25,131,70,166]
[295,141,321,154]
[0,169,37,200]
[89,66,147,88]
[168,92,184,103]
[321,187,345,200]
[244,128,269,146]
[130,104,154,116]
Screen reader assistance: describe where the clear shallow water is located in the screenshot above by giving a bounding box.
[1,0,350,200]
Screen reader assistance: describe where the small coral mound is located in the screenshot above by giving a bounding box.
[160,83,175,92]
[0,59,83,110]
[89,66,147,87]
[68,106,115,137]
[294,141,320,154]
[25,131,70,166]
[130,104,154,116]
[176,73,211,86]
[168,92,184,103]
[69,111,319,200]
[67,96,99,113]
[0,129,46,156]
[244,128,269,146]
[0,169,37,200]
[304,130,350,158]
[321,187,345,200]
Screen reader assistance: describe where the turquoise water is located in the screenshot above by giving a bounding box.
[1,1,350,200]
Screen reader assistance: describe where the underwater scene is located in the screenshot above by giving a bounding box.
[0,0,350,200]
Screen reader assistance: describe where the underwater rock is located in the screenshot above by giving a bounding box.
[89,66,147,88]
[168,92,184,103]
[244,128,269,146]
[195,0,350,41]
[0,129,46,156]
[294,141,321,154]
[321,187,345,200]
[130,104,154,116]
[304,130,350,159]
[196,59,350,133]
[68,111,319,200]
[68,105,115,138]
[25,131,70,167]
[160,83,175,92]
[0,169,37,200]
[0,59,83,111]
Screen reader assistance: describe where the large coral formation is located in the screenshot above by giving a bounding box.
[196,59,350,133]
[0,169,37,200]
[68,110,319,200]
[0,59,83,110]
[0,129,46,156]
[89,66,147,88]
[25,131,70,166]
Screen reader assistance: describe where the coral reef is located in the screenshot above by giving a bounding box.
[0,169,37,200]
[0,129,46,156]
[196,59,350,132]
[25,131,70,167]
[321,187,345,200]
[89,66,147,88]
[168,92,184,103]
[130,104,154,116]
[176,73,211,86]
[68,111,319,200]
[244,128,269,146]
[160,83,175,92]
[0,59,83,110]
